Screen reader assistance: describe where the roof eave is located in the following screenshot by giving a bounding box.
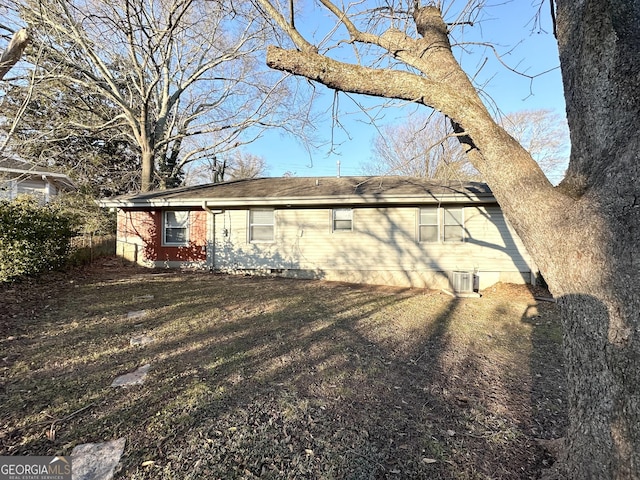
[0,168,77,190]
[0,167,72,179]
[98,192,496,209]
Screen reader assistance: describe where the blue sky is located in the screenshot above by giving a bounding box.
[245,1,566,178]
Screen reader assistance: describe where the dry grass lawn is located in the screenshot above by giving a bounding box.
[0,260,567,479]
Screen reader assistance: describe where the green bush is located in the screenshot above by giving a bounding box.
[54,192,116,237]
[0,196,77,282]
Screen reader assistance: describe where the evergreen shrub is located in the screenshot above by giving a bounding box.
[0,196,77,282]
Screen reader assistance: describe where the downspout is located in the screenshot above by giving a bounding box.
[202,201,223,271]
[42,175,52,203]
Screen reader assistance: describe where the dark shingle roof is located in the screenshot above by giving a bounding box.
[0,157,60,175]
[100,176,493,208]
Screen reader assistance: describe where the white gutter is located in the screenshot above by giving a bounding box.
[0,167,75,181]
[0,167,77,191]
[202,201,223,215]
[99,192,496,209]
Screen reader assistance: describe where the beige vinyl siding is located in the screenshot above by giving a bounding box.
[212,205,533,288]
[463,206,532,271]
[0,179,15,200]
[17,179,47,199]
[0,178,49,202]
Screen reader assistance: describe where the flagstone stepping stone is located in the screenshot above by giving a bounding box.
[129,334,155,347]
[134,295,154,301]
[126,310,148,320]
[71,438,125,480]
[110,364,151,387]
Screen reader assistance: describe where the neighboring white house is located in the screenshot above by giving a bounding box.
[99,176,537,291]
[0,157,77,203]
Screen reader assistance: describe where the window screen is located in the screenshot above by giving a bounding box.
[443,207,464,242]
[419,206,464,243]
[419,207,439,242]
[164,211,189,245]
[249,209,274,242]
[333,209,353,231]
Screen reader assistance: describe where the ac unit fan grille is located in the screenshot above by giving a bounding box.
[450,271,474,293]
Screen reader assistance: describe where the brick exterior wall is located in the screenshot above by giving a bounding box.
[117,208,207,263]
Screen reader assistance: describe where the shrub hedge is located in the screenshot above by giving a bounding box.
[0,197,77,282]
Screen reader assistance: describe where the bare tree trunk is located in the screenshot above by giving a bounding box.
[140,148,154,192]
[212,157,227,183]
[554,1,640,477]
[536,198,640,478]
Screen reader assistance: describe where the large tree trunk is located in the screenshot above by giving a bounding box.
[140,147,154,192]
[554,1,640,478]
[261,2,640,477]
[540,199,640,478]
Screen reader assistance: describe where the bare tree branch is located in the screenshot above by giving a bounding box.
[0,28,30,80]
[10,0,310,191]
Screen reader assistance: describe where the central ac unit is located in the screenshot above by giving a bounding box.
[450,271,474,293]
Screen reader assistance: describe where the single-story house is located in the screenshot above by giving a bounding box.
[0,157,77,203]
[98,176,536,291]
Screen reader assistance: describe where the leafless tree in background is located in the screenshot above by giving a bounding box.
[500,109,569,183]
[184,150,268,185]
[226,151,268,180]
[365,108,568,183]
[9,0,310,191]
[363,111,476,180]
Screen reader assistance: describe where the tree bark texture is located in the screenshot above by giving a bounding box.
[263,3,640,478]
[140,148,154,193]
[0,29,30,81]
[555,1,640,478]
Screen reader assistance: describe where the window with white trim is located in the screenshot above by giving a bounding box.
[419,206,464,242]
[332,208,353,232]
[443,207,464,242]
[249,209,274,242]
[418,207,439,242]
[163,210,189,246]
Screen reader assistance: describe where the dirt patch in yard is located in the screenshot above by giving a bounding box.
[0,259,567,479]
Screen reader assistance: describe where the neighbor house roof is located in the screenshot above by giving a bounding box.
[99,176,494,209]
[0,157,77,191]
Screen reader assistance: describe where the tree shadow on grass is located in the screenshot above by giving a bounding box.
[0,269,564,479]
[520,286,568,478]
